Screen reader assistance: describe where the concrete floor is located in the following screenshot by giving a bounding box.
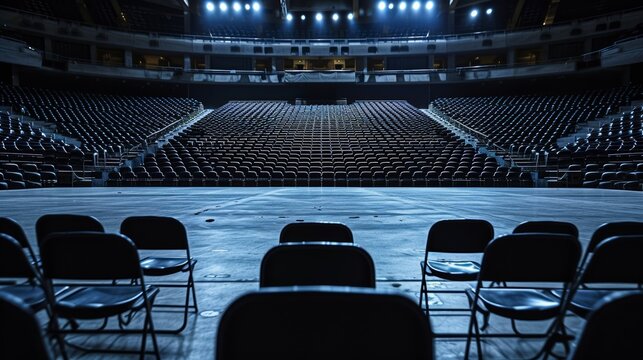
[1,187,642,359]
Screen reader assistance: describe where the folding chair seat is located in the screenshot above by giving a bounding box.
[280,222,353,243]
[260,243,375,288]
[569,291,643,360]
[41,232,160,359]
[120,216,198,334]
[0,292,54,360]
[464,233,581,359]
[419,219,494,321]
[36,214,104,248]
[216,287,434,360]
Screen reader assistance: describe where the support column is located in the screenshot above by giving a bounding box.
[507,48,516,66]
[204,55,211,69]
[124,50,133,68]
[184,55,191,71]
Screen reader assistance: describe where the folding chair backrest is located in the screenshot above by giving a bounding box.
[260,242,375,288]
[0,234,38,279]
[479,233,581,282]
[0,293,53,360]
[580,235,643,284]
[120,216,188,250]
[279,222,353,243]
[0,217,30,248]
[216,287,434,360]
[35,214,104,247]
[426,219,494,253]
[513,221,579,238]
[40,232,141,280]
[569,291,643,360]
[588,221,643,253]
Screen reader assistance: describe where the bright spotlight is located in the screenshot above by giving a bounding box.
[347,13,354,20]
[205,1,215,12]
[378,1,386,11]
[219,2,228,11]
[315,12,323,21]
[470,9,478,18]
[232,2,241,11]
[286,13,293,21]
[399,2,407,10]
[388,3,394,10]
[252,2,260,11]
[486,8,493,15]
[244,3,250,10]
[300,14,306,20]
[425,1,434,10]
[332,13,339,21]
[412,1,421,10]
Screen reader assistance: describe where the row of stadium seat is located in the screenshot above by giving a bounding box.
[108,100,533,187]
[0,85,202,156]
[431,85,641,160]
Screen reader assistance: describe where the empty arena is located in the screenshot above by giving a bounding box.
[0,1,642,359]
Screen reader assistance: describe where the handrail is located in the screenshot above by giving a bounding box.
[111,106,205,167]
[2,4,642,43]
[430,106,516,167]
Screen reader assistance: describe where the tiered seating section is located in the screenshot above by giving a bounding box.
[432,86,639,158]
[556,105,643,190]
[0,111,84,190]
[110,101,532,187]
[0,85,202,190]
[431,85,643,190]
[0,85,202,156]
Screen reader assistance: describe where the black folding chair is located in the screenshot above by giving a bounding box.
[464,233,581,360]
[279,222,353,243]
[0,233,49,312]
[260,242,375,288]
[559,235,643,319]
[216,287,434,360]
[36,214,104,248]
[513,221,579,238]
[0,292,54,360]
[41,232,160,359]
[568,291,643,360]
[580,221,643,270]
[0,217,38,265]
[419,219,494,329]
[120,216,198,334]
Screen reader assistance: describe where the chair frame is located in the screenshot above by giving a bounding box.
[419,219,494,337]
[41,232,160,359]
[120,216,198,334]
[464,233,581,360]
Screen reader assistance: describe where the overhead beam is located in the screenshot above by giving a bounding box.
[508,0,526,29]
